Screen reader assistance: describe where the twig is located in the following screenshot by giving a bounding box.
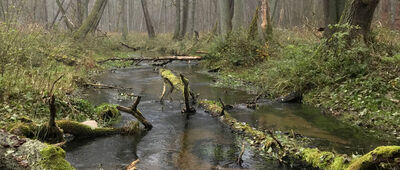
[267,130,283,150]
[218,98,225,116]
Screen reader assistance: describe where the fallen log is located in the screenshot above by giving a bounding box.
[117,96,153,130]
[85,82,133,90]
[199,99,400,170]
[98,56,202,64]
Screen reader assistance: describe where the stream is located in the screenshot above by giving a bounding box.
[64,62,391,169]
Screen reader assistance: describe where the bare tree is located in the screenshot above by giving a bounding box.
[140,0,155,38]
[173,0,181,40]
[261,0,273,40]
[121,0,128,40]
[74,0,108,39]
[219,0,234,36]
[179,0,189,39]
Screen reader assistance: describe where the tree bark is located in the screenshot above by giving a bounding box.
[323,0,346,37]
[219,0,234,36]
[188,0,196,37]
[233,0,243,30]
[179,0,189,39]
[120,0,128,40]
[141,0,155,38]
[261,0,273,40]
[56,0,75,32]
[338,0,380,40]
[173,0,181,40]
[74,0,108,40]
[76,0,89,27]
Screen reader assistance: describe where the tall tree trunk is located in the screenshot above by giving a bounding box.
[74,0,108,40]
[140,0,155,38]
[42,0,48,27]
[233,0,243,30]
[219,0,234,36]
[173,0,181,40]
[121,0,128,40]
[188,0,196,37]
[338,0,380,41]
[128,0,135,32]
[324,0,346,37]
[261,0,273,40]
[179,0,189,39]
[76,0,89,27]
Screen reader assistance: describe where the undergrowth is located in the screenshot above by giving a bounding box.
[203,24,400,138]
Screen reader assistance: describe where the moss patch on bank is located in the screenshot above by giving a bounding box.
[39,145,75,170]
[200,99,400,170]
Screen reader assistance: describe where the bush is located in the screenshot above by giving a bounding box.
[205,29,265,68]
[264,24,371,96]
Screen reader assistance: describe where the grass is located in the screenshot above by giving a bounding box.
[202,24,400,139]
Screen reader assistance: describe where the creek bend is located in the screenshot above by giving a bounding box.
[64,62,388,169]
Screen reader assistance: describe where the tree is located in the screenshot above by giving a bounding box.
[56,0,75,31]
[120,0,128,40]
[173,0,181,40]
[188,0,196,37]
[74,0,108,40]
[140,0,155,38]
[323,0,345,37]
[76,0,89,27]
[337,0,380,41]
[179,0,189,39]
[261,0,273,40]
[219,0,234,36]
[232,0,243,30]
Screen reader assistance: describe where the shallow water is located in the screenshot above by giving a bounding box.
[65,62,392,169]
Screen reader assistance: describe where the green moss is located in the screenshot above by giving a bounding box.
[39,145,75,170]
[159,69,185,93]
[299,148,348,169]
[8,123,34,138]
[348,146,400,170]
[95,104,121,127]
[56,120,120,138]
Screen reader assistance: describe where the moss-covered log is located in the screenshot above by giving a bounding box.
[159,69,196,101]
[199,99,400,170]
[0,130,74,170]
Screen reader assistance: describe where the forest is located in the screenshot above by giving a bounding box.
[0,0,399,169]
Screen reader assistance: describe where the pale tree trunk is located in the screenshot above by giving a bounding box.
[120,0,128,40]
[233,0,243,30]
[188,0,196,37]
[261,0,273,40]
[338,0,380,41]
[56,0,75,32]
[140,0,155,38]
[179,0,189,39]
[219,0,234,36]
[74,0,108,40]
[42,0,48,27]
[129,0,135,32]
[173,0,181,40]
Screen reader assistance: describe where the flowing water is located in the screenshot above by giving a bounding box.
[64,62,392,169]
